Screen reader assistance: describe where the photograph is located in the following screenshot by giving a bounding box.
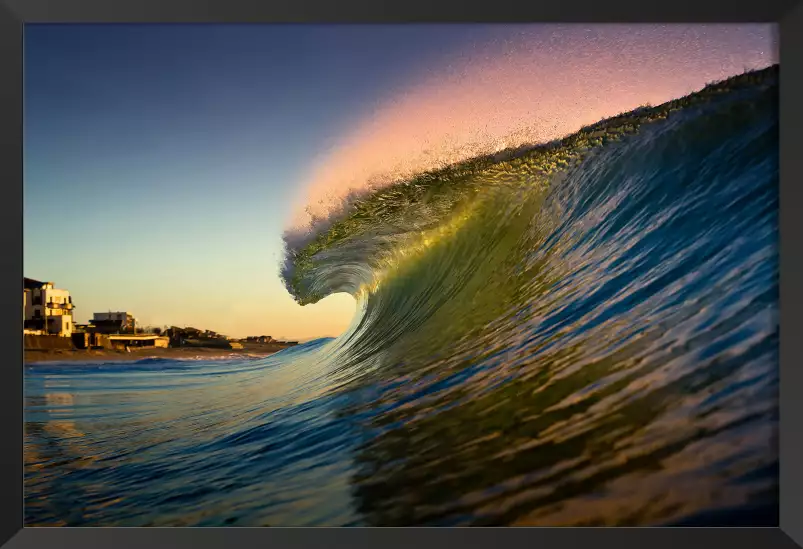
[23,23,779,527]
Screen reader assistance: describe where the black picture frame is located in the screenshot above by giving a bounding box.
[2,1,800,548]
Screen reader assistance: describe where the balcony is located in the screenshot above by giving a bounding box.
[47,301,74,311]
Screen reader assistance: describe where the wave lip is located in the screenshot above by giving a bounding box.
[283,65,779,308]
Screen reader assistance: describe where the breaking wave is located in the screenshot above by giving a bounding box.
[25,67,779,526]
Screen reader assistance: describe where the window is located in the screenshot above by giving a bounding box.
[34,309,41,318]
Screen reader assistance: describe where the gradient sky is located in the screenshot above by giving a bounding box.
[24,24,776,339]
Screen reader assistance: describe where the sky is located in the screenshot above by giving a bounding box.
[24,24,777,340]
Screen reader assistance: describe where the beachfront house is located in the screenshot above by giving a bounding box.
[23,278,75,337]
[91,311,137,334]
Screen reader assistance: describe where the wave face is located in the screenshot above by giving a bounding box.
[25,68,778,526]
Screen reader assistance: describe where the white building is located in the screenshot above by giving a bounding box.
[23,278,74,337]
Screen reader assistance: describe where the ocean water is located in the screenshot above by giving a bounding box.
[24,67,779,527]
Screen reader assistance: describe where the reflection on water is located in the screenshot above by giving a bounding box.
[25,75,778,526]
[25,351,366,526]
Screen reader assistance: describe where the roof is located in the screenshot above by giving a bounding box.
[23,278,49,290]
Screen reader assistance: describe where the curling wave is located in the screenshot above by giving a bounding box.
[25,66,779,527]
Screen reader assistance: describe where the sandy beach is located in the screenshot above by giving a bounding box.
[24,343,294,365]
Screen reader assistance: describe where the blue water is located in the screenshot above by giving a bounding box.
[25,69,779,526]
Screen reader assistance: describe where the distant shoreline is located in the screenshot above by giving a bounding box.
[24,343,294,365]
